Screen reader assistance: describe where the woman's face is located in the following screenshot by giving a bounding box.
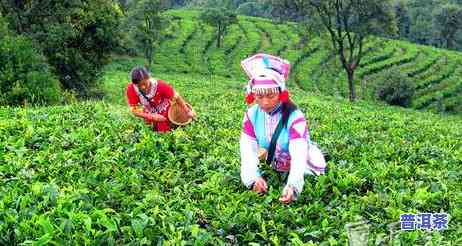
[255,92,280,113]
[137,78,151,92]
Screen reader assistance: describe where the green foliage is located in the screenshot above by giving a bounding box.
[130,0,171,69]
[394,0,411,39]
[403,0,462,51]
[407,0,434,45]
[0,16,61,106]
[200,8,238,48]
[145,10,462,114]
[187,0,234,9]
[432,3,462,49]
[0,0,123,96]
[272,0,462,52]
[236,2,259,16]
[236,1,272,17]
[279,0,398,101]
[116,0,131,13]
[0,13,8,36]
[375,68,416,107]
[187,0,272,17]
[151,17,200,74]
[0,58,460,244]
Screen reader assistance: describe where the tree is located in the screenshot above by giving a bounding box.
[0,14,62,106]
[200,8,238,48]
[279,0,396,101]
[130,0,171,69]
[407,0,435,45]
[116,0,131,14]
[236,1,273,17]
[171,0,188,7]
[187,0,234,9]
[0,0,122,96]
[271,0,305,21]
[432,3,462,49]
[375,67,416,107]
[395,0,411,39]
[236,2,261,16]
[188,0,273,17]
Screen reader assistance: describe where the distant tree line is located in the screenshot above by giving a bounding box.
[179,0,462,51]
[396,0,462,51]
[271,0,462,51]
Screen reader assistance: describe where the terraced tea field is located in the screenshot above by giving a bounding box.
[151,10,462,114]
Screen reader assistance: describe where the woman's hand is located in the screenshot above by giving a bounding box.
[175,93,196,119]
[252,177,268,194]
[181,102,196,119]
[279,186,296,204]
[186,109,197,119]
[152,114,167,122]
[146,113,167,122]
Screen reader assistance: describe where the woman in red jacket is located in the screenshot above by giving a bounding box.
[126,66,195,132]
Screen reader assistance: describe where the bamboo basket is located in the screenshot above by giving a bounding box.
[168,101,195,126]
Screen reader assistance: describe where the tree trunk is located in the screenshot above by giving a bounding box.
[147,46,153,69]
[446,37,451,49]
[217,25,222,48]
[347,69,356,102]
[144,40,153,69]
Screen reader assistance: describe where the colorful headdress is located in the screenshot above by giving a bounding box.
[241,53,291,105]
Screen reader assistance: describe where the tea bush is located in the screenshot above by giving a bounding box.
[0,59,460,244]
[375,67,417,107]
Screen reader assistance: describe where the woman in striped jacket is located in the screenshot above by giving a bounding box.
[240,54,326,204]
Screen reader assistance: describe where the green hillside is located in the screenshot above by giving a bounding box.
[1,56,461,244]
[149,10,462,114]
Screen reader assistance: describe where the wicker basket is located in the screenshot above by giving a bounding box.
[168,101,195,126]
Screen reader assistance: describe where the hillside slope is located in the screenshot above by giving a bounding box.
[149,10,462,114]
[0,58,460,244]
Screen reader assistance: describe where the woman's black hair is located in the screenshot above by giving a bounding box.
[281,100,297,127]
[130,66,150,84]
[275,87,297,127]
